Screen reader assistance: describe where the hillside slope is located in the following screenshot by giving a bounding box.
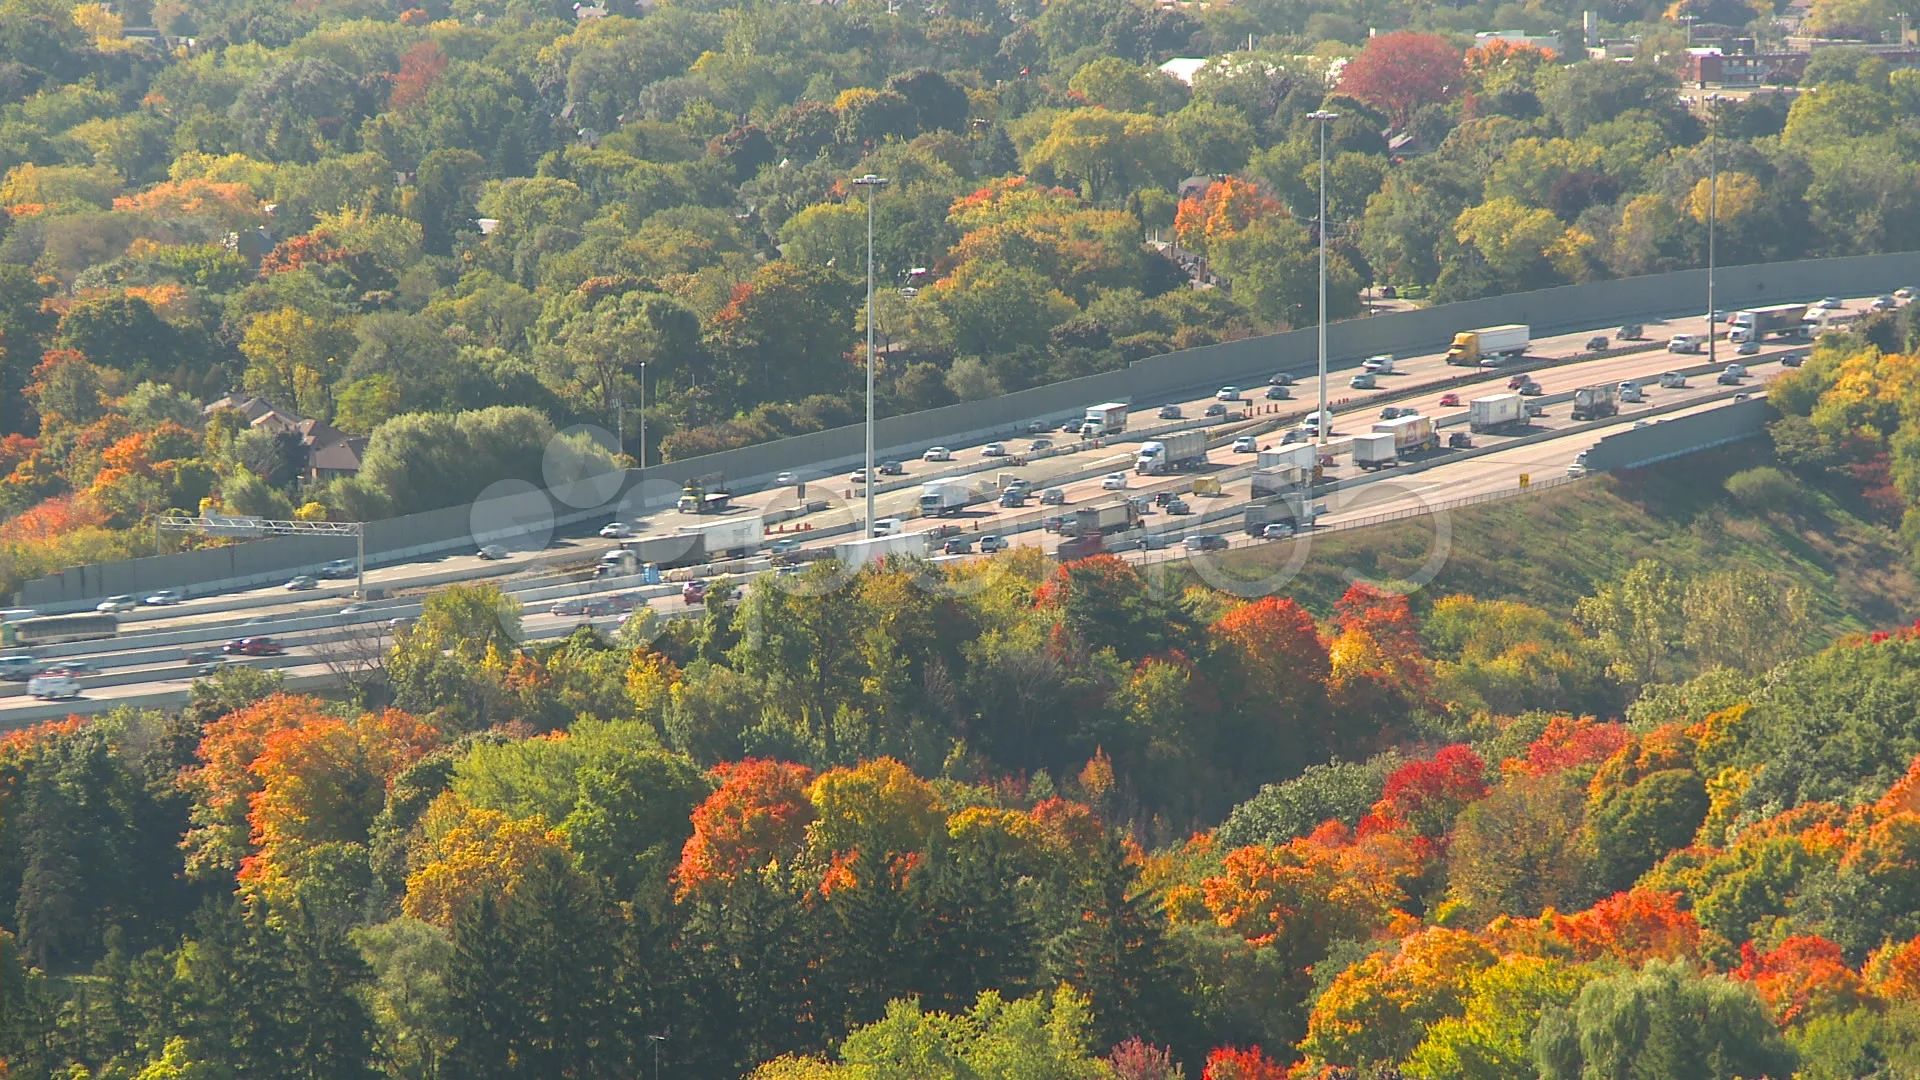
[1217,440,1919,635]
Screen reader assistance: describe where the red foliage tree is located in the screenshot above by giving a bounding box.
[388,40,447,112]
[1108,1038,1183,1080]
[1733,935,1868,1026]
[1212,596,1331,708]
[1504,716,1630,777]
[1553,889,1699,963]
[676,759,816,898]
[1362,745,1486,838]
[1201,1044,1289,1080]
[1337,32,1464,129]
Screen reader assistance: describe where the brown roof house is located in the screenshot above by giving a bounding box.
[203,395,367,481]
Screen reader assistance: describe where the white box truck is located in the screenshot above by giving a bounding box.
[1081,402,1129,437]
[835,532,927,567]
[1353,432,1398,470]
[1136,431,1208,474]
[1446,324,1531,366]
[919,479,981,516]
[1468,393,1527,434]
[1729,303,1808,342]
[677,515,762,559]
[1258,443,1318,472]
[1372,415,1436,454]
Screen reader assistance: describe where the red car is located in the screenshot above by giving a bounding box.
[682,580,708,604]
[1508,374,1535,390]
[222,636,284,656]
[1438,392,1461,407]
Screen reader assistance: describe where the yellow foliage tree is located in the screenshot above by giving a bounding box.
[402,793,571,926]
[1687,171,1764,225]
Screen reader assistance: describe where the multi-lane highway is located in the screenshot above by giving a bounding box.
[0,292,1889,723]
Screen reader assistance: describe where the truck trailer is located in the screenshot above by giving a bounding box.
[1372,415,1437,454]
[1066,502,1143,537]
[676,515,762,559]
[1080,402,1129,438]
[835,532,927,568]
[1446,324,1531,365]
[1257,443,1318,472]
[613,532,706,570]
[1246,494,1315,535]
[1250,465,1308,499]
[1729,303,1809,342]
[1136,431,1208,474]
[1571,383,1620,421]
[918,479,984,516]
[1352,432,1399,470]
[1055,532,1107,560]
[1468,393,1528,434]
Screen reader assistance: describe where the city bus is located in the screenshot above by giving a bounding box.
[2,613,118,647]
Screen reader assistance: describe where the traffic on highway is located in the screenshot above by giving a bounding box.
[0,289,1893,723]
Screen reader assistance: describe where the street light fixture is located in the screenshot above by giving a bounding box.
[1308,110,1339,447]
[637,360,647,470]
[853,173,890,538]
[648,1034,666,1080]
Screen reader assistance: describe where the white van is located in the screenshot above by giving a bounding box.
[1619,381,1644,403]
[872,518,904,536]
[27,672,80,700]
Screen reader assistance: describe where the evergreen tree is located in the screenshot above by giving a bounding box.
[1043,835,1194,1052]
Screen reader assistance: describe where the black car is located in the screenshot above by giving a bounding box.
[1618,324,1644,340]
[942,537,974,555]
[1448,431,1474,449]
[1781,351,1806,367]
[1586,335,1609,352]
[877,460,905,475]
[1265,385,1291,399]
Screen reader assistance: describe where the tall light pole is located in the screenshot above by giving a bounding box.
[638,360,647,470]
[853,173,890,537]
[1705,93,1720,367]
[648,1034,665,1080]
[1308,110,1339,446]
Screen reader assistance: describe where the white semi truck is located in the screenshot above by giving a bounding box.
[1080,402,1129,437]
[1135,431,1208,474]
[1468,393,1528,434]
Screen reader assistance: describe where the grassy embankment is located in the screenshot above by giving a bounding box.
[1211,440,1919,638]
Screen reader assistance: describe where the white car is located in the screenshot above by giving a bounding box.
[923,447,951,462]
[477,544,509,560]
[145,587,186,606]
[1233,436,1258,453]
[1216,386,1241,401]
[1362,354,1395,374]
[1568,451,1590,477]
[981,442,1007,457]
[1101,473,1128,490]
[1261,522,1296,539]
[96,595,137,613]
[1816,296,1843,309]
[776,471,797,485]
[600,522,634,539]
[979,535,1008,553]
[1668,335,1700,353]
[872,517,904,536]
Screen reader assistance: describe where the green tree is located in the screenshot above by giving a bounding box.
[413,148,487,256]
[1068,58,1189,115]
[1211,216,1361,329]
[1682,569,1813,673]
[1445,771,1592,924]
[1533,961,1794,1080]
[1024,109,1178,205]
[1584,768,1709,894]
[1575,558,1683,686]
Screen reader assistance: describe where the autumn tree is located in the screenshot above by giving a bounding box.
[1337,33,1464,130]
[676,759,817,898]
[1575,558,1683,686]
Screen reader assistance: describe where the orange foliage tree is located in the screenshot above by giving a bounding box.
[1502,716,1630,777]
[1551,889,1700,964]
[1174,177,1282,257]
[1199,1044,1288,1080]
[180,692,335,878]
[676,759,817,898]
[1211,596,1329,715]
[1732,934,1870,1027]
[239,708,439,896]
